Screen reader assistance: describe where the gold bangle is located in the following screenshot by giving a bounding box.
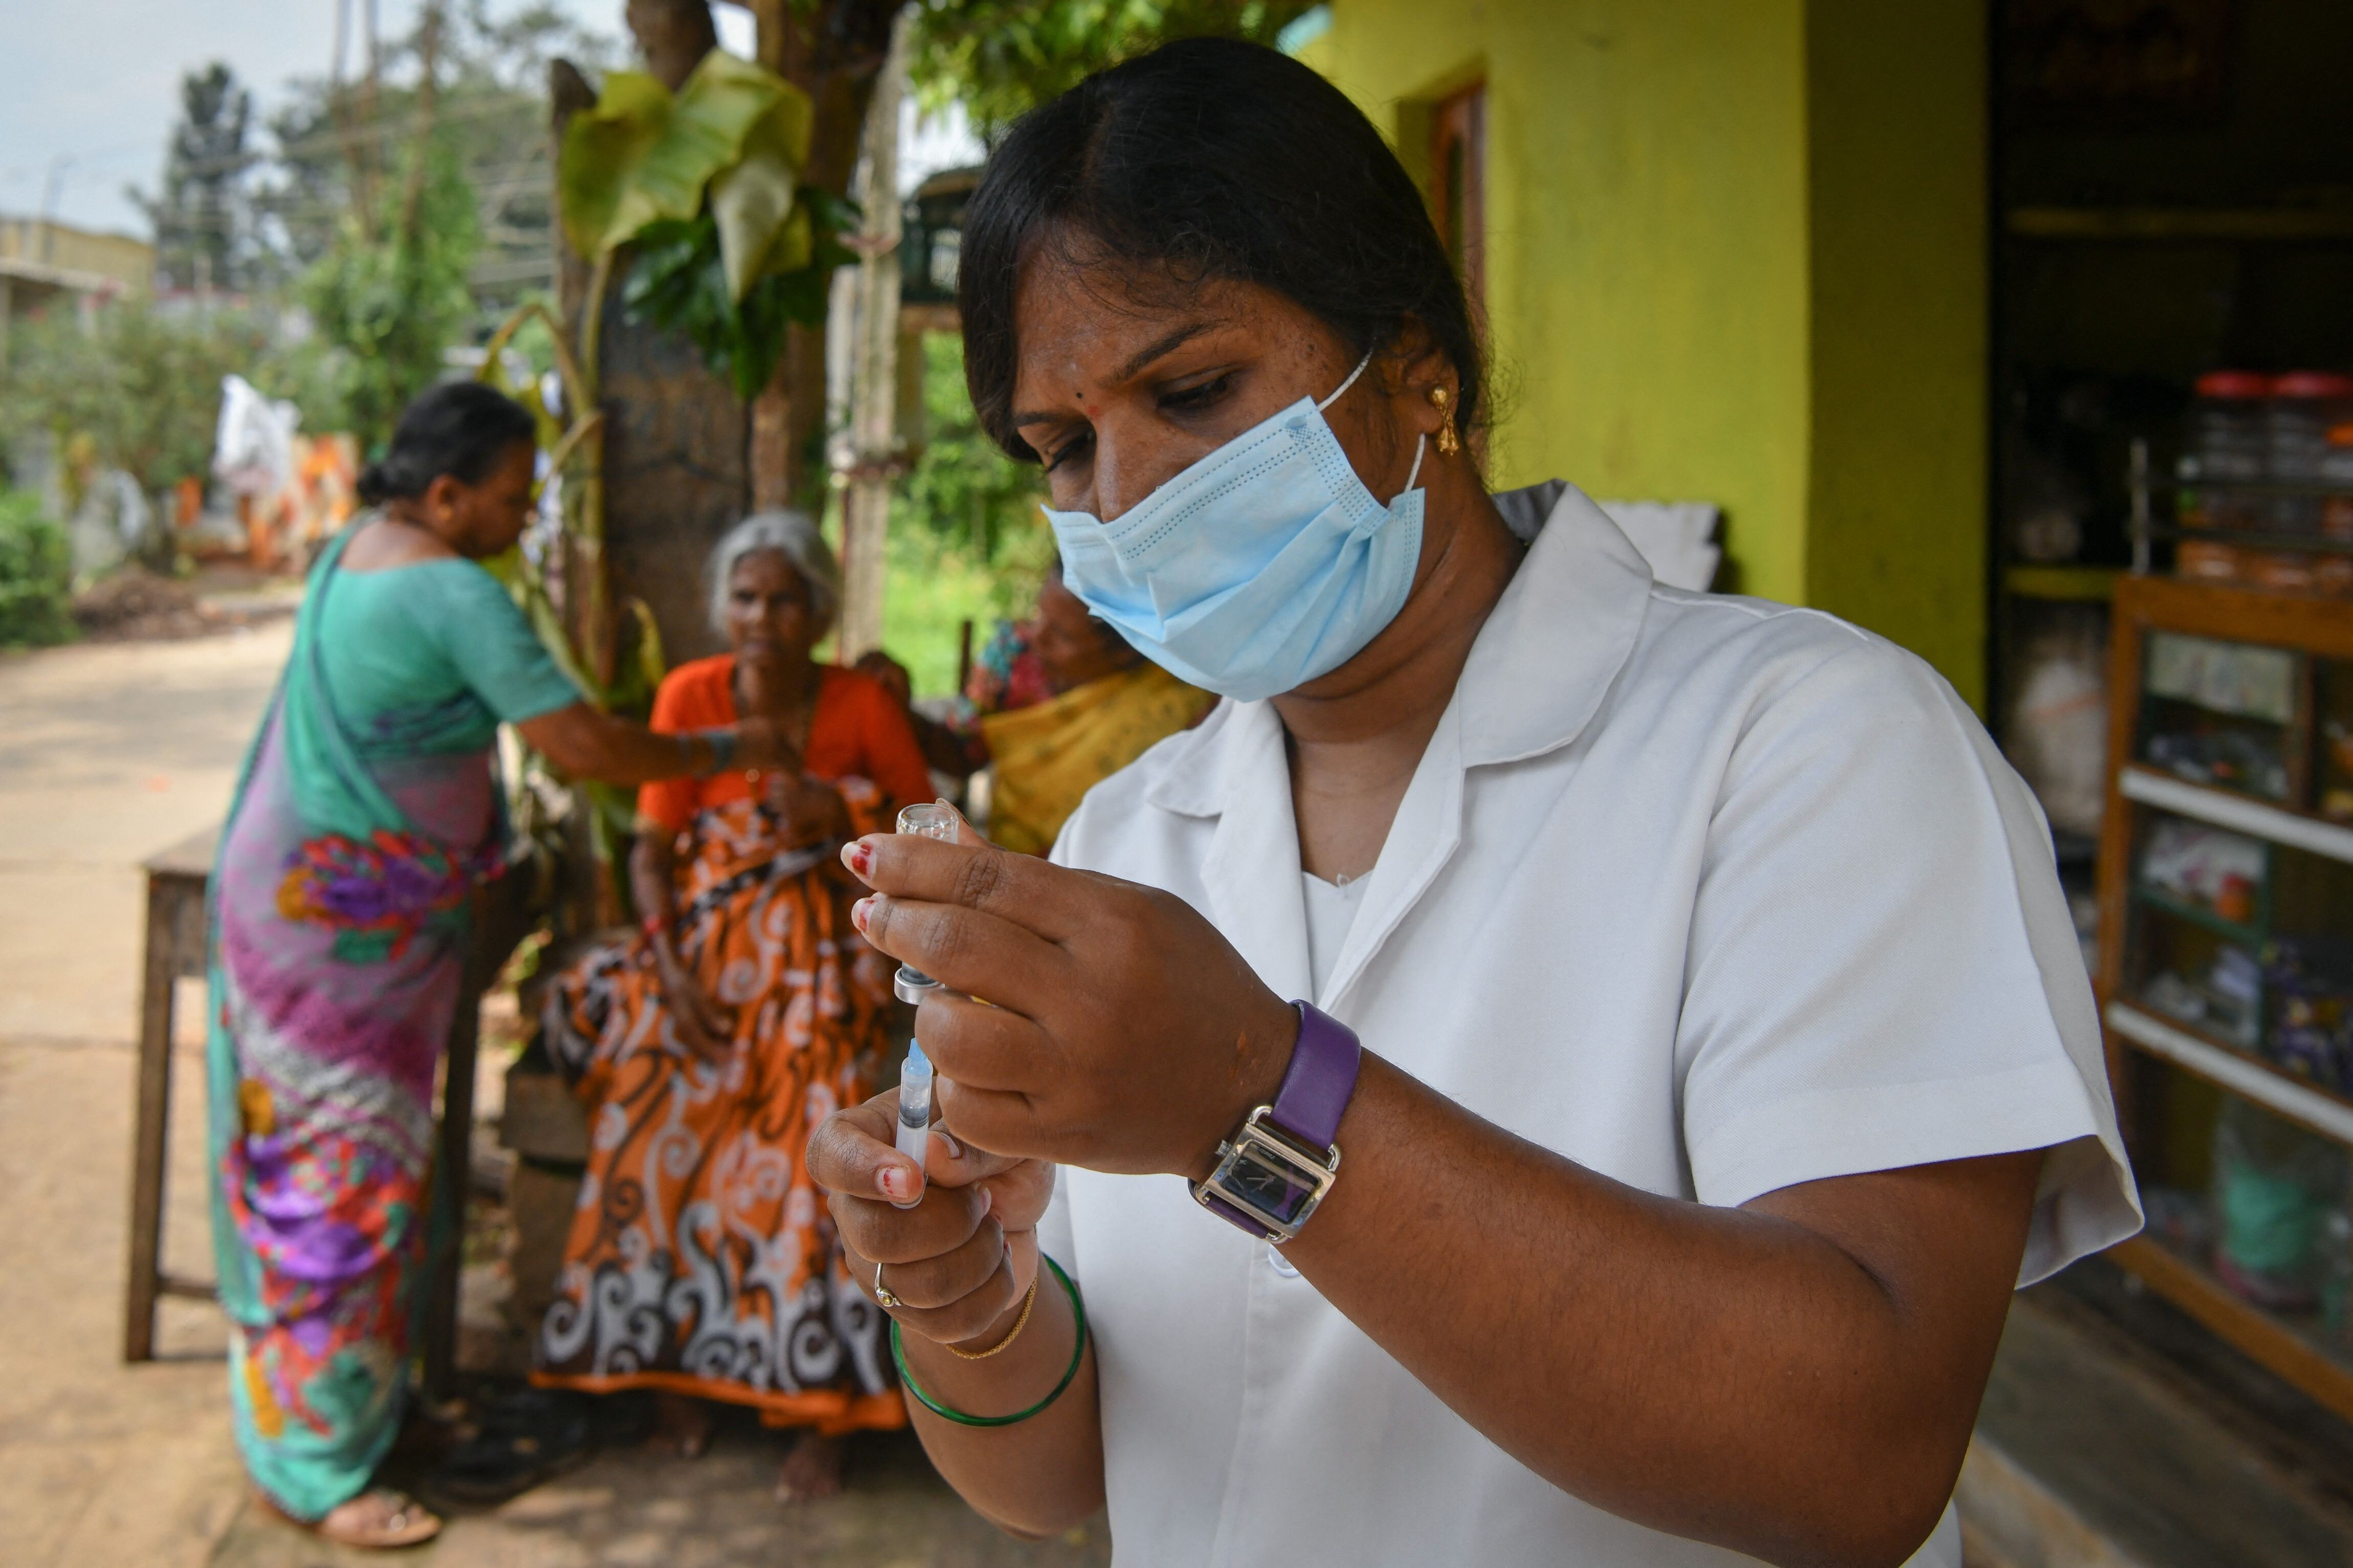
[945,1275,1039,1361]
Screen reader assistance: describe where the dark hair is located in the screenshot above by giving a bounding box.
[357,380,539,506]
[959,37,1484,463]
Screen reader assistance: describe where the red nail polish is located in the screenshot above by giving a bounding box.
[846,840,874,878]
[851,897,873,933]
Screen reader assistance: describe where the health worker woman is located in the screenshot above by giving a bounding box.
[808,38,2138,1568]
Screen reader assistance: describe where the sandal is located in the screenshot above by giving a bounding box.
[425,1387,601,1506]
[258,1487,442,1549]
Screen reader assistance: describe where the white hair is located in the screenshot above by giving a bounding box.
[706,510,841,638]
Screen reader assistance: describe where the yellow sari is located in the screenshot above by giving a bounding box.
[982,663,1215,854]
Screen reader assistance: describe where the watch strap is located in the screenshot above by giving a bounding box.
[1269,1002,1361,1150]
[1196,1190,1273,1236]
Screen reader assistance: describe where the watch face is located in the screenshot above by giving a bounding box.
[1218,1139,1320,1226]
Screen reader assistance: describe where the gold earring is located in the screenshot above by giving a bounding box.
[1429,385,1462,457]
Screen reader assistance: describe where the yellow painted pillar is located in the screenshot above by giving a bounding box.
[1803,0,1989,709]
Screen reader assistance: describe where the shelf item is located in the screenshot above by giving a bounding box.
[2145,632,2297,723]
[2107,1001,2353,1146]
[2119,768,2353,866]
[2126,436,2353,589]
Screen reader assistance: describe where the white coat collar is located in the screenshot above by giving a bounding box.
[1138,482,1654,1010]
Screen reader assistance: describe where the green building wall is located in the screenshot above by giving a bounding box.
[1300,0,1988,707]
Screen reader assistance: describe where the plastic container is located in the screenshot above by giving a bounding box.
[2266,372,2353,537]
[2179,371,2273,533]
[2211,1097,2347,1311]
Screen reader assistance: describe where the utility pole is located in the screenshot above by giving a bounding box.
[39,155,70,264]
[835,6,910,662]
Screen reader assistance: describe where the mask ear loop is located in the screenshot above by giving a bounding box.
[1317,349,1426,497]
[1316,349,1376,413]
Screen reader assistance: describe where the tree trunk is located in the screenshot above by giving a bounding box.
[586,0,755,668]
[747,0,904,515]
[837,9,911,661]
[626,0,719,89]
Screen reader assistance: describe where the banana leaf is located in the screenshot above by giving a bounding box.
[559,51,816,303]
[556,70,674,259]
[624,205,846,397]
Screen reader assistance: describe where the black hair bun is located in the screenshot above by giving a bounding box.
[356,461,392,508]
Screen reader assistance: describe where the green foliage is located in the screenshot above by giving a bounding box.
[912,0,1320,131]
[879,333,1054,697]
[558,52,817,297]
[897,332,1048,564]
[622,195,855,398]
[0,490,77,649]
[0,303,275,498]
[298,138,482,452]
[563,51,852,399]
[253,2,614,306]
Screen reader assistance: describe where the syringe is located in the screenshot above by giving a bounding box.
[892,802,959,1004]
[894,1039,934,1208]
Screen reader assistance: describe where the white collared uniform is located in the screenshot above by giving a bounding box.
[1040,484,2139,1568]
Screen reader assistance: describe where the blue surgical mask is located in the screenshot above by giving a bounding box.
[1045,353,1427,703]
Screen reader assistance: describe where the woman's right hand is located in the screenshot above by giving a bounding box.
[808,1088,1056,1349]
[650,938,735,1061]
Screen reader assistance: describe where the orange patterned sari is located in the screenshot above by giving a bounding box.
[534,783,905,1432]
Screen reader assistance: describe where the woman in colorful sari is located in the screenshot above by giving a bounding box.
[208,382,794,1549]
[964,564,1214,854]
[536,511,934,1500]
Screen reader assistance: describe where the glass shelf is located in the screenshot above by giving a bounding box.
[2106,1000,2353,1148]
[2120,767,2353,866]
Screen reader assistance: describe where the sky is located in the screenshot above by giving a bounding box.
[0,0,980,238]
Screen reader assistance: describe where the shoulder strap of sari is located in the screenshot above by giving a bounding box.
[278,521,418,843]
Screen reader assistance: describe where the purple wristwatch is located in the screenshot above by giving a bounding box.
[1192,1002,1362,1242]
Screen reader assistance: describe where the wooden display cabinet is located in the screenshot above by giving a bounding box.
[2097,573,2353,1423]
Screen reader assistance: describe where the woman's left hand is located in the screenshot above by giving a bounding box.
[840,825,1298,1179]
[763,771,849,849]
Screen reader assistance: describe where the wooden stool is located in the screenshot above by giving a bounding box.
[121,825,219,1362]
[120,823,529,1401]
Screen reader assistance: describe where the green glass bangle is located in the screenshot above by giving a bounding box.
[891,1255,1087,1428]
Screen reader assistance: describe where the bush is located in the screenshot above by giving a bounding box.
[0,303,278,504]
[0,490,77,648]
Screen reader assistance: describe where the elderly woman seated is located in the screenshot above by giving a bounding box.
[533,511,934,1499]
[953,564,1214,854]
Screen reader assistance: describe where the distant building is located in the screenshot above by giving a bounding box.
[0,215,156,362]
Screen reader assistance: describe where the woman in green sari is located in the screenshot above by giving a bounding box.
[208,383,790,1548]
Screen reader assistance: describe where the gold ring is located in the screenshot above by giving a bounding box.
[874,1260,903,1310]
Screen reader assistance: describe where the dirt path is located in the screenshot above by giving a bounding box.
[0,625,286,1566]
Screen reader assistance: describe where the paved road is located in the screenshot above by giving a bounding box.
[0,622,1111,1566]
